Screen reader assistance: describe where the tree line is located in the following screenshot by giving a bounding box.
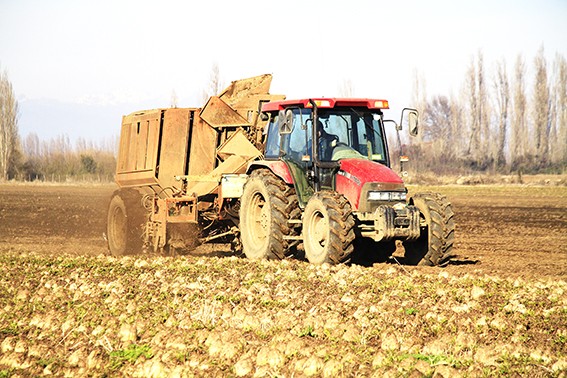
[409,47,567,174]
[1,51,566,183]
[0,67,117,182]
[19,134,117,182]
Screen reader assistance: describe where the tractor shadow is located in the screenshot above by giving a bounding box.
[351,252,480,268]
[173,242,480,269]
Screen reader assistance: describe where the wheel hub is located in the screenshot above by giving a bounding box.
[259,205,269,232]
[251,193,268,243]
[312,212,327,248]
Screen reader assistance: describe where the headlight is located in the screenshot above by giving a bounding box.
[368,191,407,201]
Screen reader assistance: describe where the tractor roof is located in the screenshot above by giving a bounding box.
[261,98,389,112]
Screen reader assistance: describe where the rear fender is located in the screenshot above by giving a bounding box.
[246,161,294,184]
[247,160,313,208]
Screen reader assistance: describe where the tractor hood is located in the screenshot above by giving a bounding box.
[335,158,405,211]
[338,158,403,185]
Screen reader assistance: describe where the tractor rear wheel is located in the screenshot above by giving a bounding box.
[402,192,454,266]
[239,169,300,260]
[303,191,356,265]
[107,190,146,256]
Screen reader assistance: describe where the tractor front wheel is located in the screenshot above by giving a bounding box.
[303,191,356,265]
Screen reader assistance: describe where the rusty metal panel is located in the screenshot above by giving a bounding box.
[219,74,273,105]
[115,109,162,188]
[200,96,249,128]
[157,108,192,189]
[215,74,285,130]
[186,154,249,196]
[217,129,262,161]
[134,112,161,171]
[116,169,159,188]
[187,116,217,176]
[164,197,198,223]
[117,118,132,172]
[146,114,161,170]
[230,94,286,119]
[135,119,149,169]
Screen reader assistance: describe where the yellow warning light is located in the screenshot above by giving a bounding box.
[315,100,331,107]
[375,100,389,108]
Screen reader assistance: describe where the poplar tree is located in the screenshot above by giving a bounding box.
[532,46,550,165]
[511,55,528,167]
[493,59,509,168]
[0,68,20,180]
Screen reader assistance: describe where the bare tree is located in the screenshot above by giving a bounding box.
[550,53,567,164]
[202,63,223,102]
[532,46,551,165]
[0,68,20,180]
[511,54,528,166]
[423,96,452,141]
[411,70,427,144]
[23,133,41,158]
[422,95,455,164]
[493,59,509,167]
[464,58,479,158]
[476,51,491,161]
[449,92,463,156]
[170,89,178,108]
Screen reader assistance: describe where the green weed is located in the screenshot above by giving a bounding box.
[405,308,418,316]
[299,325,316,338]
[109,344,153,370]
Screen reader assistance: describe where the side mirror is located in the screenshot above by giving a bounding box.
[408,111,418,137]
[260,112,269,121]
[400,108,419,137]
[279,109,294,134]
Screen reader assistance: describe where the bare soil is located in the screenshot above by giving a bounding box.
[0,183,565,279]
[0,182,566,377]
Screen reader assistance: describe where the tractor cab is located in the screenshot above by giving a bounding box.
[264,99,390,164]
[261,98,401,207]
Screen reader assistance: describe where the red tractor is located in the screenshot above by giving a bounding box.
[239,98,454,266]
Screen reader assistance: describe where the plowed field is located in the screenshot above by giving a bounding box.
[0,183,566,377]
[1,183,564,278]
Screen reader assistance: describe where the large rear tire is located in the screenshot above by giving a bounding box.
[239,169,300,260]
[303,191,356,265]
[107,190,146,256]
[402,192,454,266]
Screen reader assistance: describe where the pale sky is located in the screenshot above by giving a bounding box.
[1,0,566,143]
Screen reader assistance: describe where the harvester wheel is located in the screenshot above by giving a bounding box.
[107,190,146,256]
[240,169,300,260]
[303,191,356,265]
[402,192,454,266]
